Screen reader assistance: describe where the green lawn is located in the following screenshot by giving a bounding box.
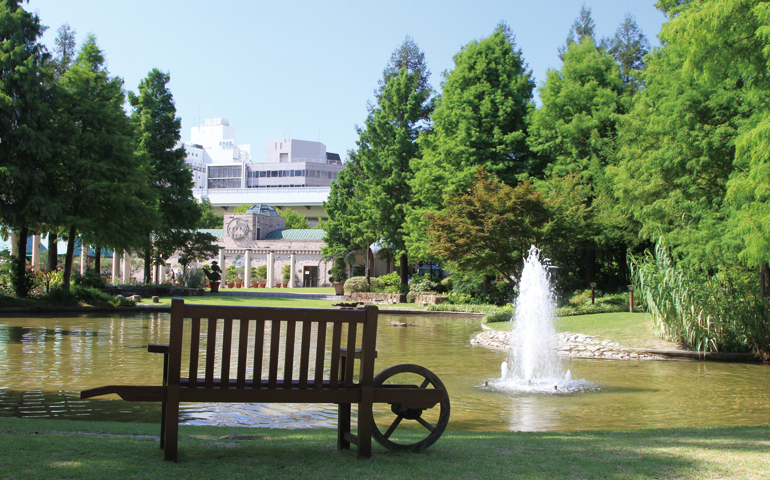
[487,311,678,350]
[151,296,338,309]
[0,417,767,479]
[214,287,337,294]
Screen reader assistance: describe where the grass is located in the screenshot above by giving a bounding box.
[0,417,768,479]
[487,312,680,350]
[151,296,339,309]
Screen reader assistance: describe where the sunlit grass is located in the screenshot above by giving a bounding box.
[1,417,767,479]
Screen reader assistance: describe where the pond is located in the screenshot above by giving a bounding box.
[1,311,768,431]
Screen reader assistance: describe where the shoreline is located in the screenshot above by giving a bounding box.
[471,325,761,363]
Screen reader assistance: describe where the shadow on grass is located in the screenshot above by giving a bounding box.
[1,417,767,479]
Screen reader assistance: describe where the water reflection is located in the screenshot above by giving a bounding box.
[1,311,769,431]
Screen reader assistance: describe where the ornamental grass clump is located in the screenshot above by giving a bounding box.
[630,239,769,358]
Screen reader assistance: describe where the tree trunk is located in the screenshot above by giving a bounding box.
[399,253,409,292]
[365,247,371,284]
[761,262,770,298]
[63,226,77,290]
[13,227,29,298]
[94,245,101,275]
[143,246,152,284]
[47,233,58,272]
[483,275,491,295]
[583,246,596,284]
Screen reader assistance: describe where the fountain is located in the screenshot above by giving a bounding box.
[492,246,592,393]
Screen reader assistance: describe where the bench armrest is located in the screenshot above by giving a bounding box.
[148,344,169,354]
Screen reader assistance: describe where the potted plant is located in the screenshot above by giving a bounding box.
[202,261,222,293]
[250,266,259,288]
[255,265,268,288]
[281,264,291,288]
[225,264,238,288]
[234,271,243,288]
[329,256,348,295]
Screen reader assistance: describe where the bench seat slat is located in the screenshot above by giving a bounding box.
[205,318,217,388]
[298,321,312,389]
[268,320,281,388]
[236,319,249,388]
[252,319,265,381]
[221,318,233,387]
[329,323,342,389]
[283,320,296,389]
[189,319,201,388]
[314,321,327,390]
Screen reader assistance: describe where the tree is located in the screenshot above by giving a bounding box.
[162,230,219,274]
[129,69,200,283]
[278,208,310,229]
[526,37,634,285]
[407,23,535,260]
[602,14,650,94]
[0,0,56,296]
[333,38,433,290]
[425,168,550,283]
[197,198,223,229]
[322,151,370,256]
[51,23,76,79]
[57,36,154,289]
[558,4,596,60]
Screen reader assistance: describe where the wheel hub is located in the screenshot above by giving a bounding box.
[391,403,424,420]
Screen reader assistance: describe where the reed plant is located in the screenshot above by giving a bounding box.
[630,239,769,357]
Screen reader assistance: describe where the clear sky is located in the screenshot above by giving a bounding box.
[28,0,667,161]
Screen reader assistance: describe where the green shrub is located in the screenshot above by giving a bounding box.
[72,268,105,289]
[181,268,206,288]
[378,271,401,290]
[482,308,515,323]
[70,285,135,308]
[255,265,267,281]
[40,286,78,306]
[410,274,443,293]
[343,276,384,293]
[282,264,291,283]
[329,257,348,283]
[202,261,222,282]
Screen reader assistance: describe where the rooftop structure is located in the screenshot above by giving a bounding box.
[182,119,345,224]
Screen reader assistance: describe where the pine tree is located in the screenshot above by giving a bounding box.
[0,0,55,296]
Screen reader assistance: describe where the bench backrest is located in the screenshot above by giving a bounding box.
[167,299,379,391]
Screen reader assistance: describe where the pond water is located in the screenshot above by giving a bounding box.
[1,311,768,431]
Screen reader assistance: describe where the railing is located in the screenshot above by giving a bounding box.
[192,187,331,196]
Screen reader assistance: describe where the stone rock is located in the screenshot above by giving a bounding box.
[152,296,159,303]
[132,295,142,302]
[115,295,125,300]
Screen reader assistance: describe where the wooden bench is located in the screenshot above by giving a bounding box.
[81,298,449,461]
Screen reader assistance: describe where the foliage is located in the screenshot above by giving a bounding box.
[278,208,310,230]
[197,199,223,229]
[426,168,549,282]
[408,23,535,259]
[202,261,221,282]
[0,2,56,296]
[558,4,596,60]
[129,68,199,282]
[409,274,443,293]
[342,276,384,293]
[10,262,37,298]
[630,239,769,357]
[329,256,348,283]
[255,265,267,281]
[164,230,219,274]
[225,265,241,282]
[70,285,132,308]
[281,264,291,283]
[233,204,251,213]
[601,14,650,94]
[72,269,105,289]
[180,268,206,288]
[377,271,400,291]
[481,308,515,323]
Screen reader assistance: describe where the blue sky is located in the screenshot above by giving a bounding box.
[29,0,667,161]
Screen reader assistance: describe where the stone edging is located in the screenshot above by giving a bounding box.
[471,326,663,360]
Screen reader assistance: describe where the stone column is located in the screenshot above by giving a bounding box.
[32,233,41,270]
[80,242,87,274]
[244,249,251,288]
[112,250,120,284]
[267,252,275,287]
[9,232,18,256]
[153,263,160,285]
[218,249,226,287]
[290,253,296,288]
[122,251,130,284]
[159,263,166,284]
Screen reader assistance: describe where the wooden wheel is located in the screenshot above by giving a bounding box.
[371,364,450,452]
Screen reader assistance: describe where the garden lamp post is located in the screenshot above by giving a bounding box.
[627,285,634,313]
[589,282,596,305]
[370,242,383,278]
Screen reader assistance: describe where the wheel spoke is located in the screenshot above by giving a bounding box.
[415,416,436,432]
[383,415,403,439]
[419,378,431,389]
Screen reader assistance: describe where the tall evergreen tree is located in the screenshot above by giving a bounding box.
[602,14,650,94]
[0,0,55,296]
[129,69,199,283]
[558,4,596,60]
[407,23,535,260]
[57,36,154,288]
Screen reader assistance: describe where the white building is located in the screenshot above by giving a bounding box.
[181,118,344,224]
